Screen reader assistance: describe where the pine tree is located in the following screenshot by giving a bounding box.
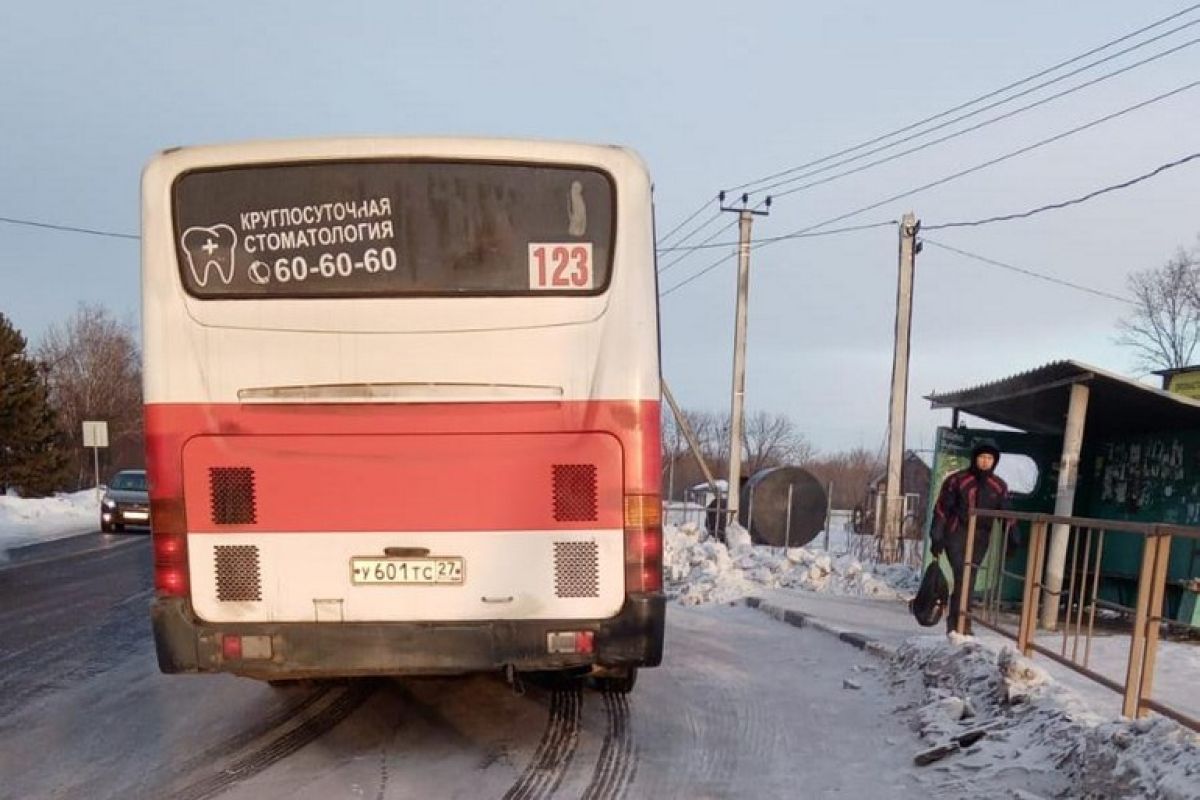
[0,312,71,496]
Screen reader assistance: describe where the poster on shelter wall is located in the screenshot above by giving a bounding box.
[1088,432,1199,525]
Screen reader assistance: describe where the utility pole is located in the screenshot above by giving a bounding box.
[882,212,920,562]
[720,192,770,528]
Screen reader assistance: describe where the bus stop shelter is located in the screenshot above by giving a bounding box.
[926,360,1200,626]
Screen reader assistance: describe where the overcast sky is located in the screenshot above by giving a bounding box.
[3,1,1199,454]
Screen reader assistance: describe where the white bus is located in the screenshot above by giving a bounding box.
[143,138,663,692]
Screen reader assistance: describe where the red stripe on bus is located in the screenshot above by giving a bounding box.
[144,400,660,533]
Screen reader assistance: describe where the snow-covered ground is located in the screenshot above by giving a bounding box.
[0,489,97,559]
[892,634,1200,798]
[664,520,920,606]
[670,515,1200,796]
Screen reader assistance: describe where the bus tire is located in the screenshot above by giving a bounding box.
[594,667,637,694]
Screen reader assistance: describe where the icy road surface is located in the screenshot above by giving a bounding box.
[1,535,945,799]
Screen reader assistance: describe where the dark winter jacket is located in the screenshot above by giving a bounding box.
[930,445,1011,548]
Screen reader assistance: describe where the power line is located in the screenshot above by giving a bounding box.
[661,81,1199,296]
[722,2,1200,194]
[762,30,1200,201]
[765,78,1200,244]
[0,215,138,240]
[660,251,737,297]
[926,151,1200,230]
[922,238,1132,304]
[659,221,896,296]
[657,216,739,275]
[656,220,896,253]
[657,196,718,246]
[658,4,1200,283]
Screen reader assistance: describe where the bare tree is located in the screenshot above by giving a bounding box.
[662,407,816,498]
[741,410,815,474]
[1115,250,1200,373]
[661,405,721,500]
[805,447,885,509]
[37,304,143,488]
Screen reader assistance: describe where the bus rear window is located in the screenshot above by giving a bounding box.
[171,161,615,298]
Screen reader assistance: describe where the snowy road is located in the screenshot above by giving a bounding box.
[0,535,945,800]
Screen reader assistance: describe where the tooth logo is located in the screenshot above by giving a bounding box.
[181,224,238,287]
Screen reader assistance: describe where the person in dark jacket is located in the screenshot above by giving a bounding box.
[930,443,1011,635]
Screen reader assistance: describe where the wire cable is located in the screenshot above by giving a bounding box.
[926,151,1200,230]
[922,238,1133,304]
[0,215,138,240]
[765,78,1200,244]
[760,30,1200,200]
[657,217,739,275]
[661,82,1199,296]
[722,2,1200,194]
[659,221,896,296]
[657,196,719,246]
[660,251,738,297]
[657,220,896,253]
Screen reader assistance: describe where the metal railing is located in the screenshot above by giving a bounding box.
[958,510,1199,731]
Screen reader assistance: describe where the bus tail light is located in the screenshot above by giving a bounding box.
[546,630,594,655]
[222,634,242,660]
[624,494,663,593]
[220,634,272,661]
[152,497,190,597]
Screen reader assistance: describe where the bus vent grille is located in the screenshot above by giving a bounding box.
[209,467,257,525]
[552,464,597,522]
[553,541,599,598]
[214,545,262,602]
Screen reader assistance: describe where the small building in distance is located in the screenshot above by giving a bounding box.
[855,451,931,538]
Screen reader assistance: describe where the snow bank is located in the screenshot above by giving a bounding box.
[0,490,97,559]
[891,635,1200,799]
[664,521,919,605]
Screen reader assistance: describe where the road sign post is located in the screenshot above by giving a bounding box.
[82,421,109,502]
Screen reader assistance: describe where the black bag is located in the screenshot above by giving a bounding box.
[910,562,949,627]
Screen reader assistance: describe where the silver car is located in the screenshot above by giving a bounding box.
[101,469,150,532]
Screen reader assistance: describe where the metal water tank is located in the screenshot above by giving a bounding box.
[739,466,827,548]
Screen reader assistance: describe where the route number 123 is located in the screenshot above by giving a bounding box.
[528,243,594,291]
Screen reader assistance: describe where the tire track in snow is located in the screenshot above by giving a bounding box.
[500,686,582,800]
[159,680,378,800]
[580,689,637,800]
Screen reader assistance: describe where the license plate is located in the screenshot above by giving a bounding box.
[350,557,465,585]
[124,511,149,521]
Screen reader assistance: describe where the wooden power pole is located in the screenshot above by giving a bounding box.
[882,212,920,561]
[720,192,769,525]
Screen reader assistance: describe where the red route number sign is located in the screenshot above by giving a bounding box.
[527,243,594,291]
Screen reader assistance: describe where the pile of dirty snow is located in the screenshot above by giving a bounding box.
[664,521,919,606]
[0,489,97,558]
[890,634,1200,799]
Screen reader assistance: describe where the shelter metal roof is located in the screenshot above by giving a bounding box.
[926,360,1200,436]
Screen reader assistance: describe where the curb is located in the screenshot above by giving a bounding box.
[744,596,898,659]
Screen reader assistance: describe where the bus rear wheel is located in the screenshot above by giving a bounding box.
[592,667,637,694]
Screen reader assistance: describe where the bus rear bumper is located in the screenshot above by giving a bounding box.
[150,594,665,679]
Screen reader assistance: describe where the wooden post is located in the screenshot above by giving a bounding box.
[1018,520,1048,656]
[1123,535,1160,718]
[1136,533,1172,716]
[957,514,978,634]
